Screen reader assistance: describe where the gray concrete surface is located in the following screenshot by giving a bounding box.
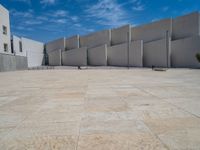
[131,18,172,43]
[107,43,128,66]
[129,40,143,67]
[80,30,111,49]
[111,25,131,46]
[172,12,200,40]
[0,69,200,150]
[143,38,171,68]
[46,38,65,53]
[0,53,27,72]
[48,49,61,66]
[15,55,28,70]
[65,35,79,50]
[62,47,87,66]
[88,44,107,66]
[171,36,200,68]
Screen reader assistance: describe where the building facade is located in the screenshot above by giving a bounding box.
[0,4,11,54]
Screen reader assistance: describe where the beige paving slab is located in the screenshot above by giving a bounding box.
[0,135,77,150]
[144,117,200,149]
[77,133,168,150]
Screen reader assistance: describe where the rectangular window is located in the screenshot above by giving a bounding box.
[4,43,8,52]
[3,25,7,35]
[19,41,22,52]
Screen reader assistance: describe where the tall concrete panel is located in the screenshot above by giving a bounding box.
[62,47,87,66]
[27,52,44,68]
[129,40,143,67]
[48,50,61,66]
[171,36,200,68]
[88,44,107,66]
[46,38,65,53]
[143,38,171,68]
[80,30,111,49]
[0,54,16,72]
[65,35,79,50]
[131,18,172,43]
[111,25,131,45]
[15,55,28,70]
[0,53,27,72]
[107,43,128,66]
[21,37,44,67]
[172,12,200,40]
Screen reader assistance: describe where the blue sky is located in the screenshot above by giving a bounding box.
[1,0,200,43]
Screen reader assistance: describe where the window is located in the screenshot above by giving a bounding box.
[19,41,22,52]
[2,25,7,35]
[4,43,8,52]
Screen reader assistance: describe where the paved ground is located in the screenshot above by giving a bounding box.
[0,68,200,150]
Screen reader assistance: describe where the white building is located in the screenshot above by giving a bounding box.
[12,35,44,68]
[0,4,11,54]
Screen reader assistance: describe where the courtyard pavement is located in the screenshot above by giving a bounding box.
[0,68,200,150]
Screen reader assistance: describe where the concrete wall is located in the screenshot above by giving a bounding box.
[107,43,128,66]
[65,35,79,50]
[15,55,28,70]
[27,52,44,68]
[129,40,143,67]
[80,30,111,49]
[171,36,200,68]
[46,38,65,53]
[48,49,61,66]
[131,18,172,43]
[12,35,26,57]
[143,38,171,68]
[88,44,107,66]
[0,53,27,72]
[111,25,131,46]
[62,47,87,66]
[21,37,44,67]
[0,4,11,54]
[172,12,200,40]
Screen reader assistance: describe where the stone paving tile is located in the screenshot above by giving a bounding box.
[144,117,200,149]
[77,133,168,150]
[0,135,77,150]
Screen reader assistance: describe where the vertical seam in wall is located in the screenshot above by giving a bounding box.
[105,44,107,66]
[77,35,80,49]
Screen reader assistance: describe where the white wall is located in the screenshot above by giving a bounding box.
[12,35,26,56]
[21,37,44,67]
[0,4,11,54]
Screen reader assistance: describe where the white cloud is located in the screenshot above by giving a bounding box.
[11,0,31,4]
[85,0,129,27]
[40,0,56,5]
[162,6,169,12]
[54,10,68,17]
[10,9,33,18]
[44,10,68,17]
[71,16,79,22]
[49,18,67,24]
[132,1,145,11]
[25,20,43,25]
